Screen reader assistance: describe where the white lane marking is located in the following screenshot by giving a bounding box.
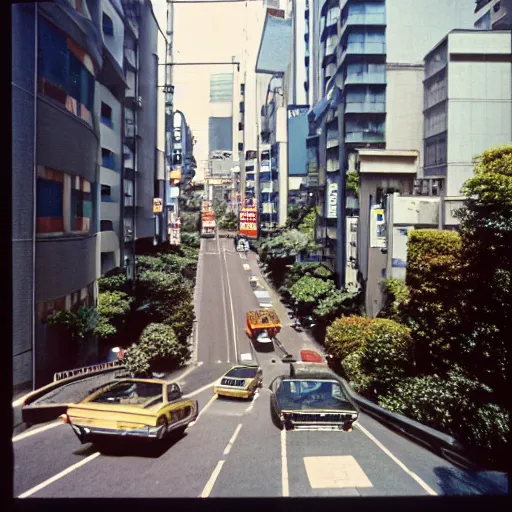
[183,380,219,399]
[200,460,225,498]
[223,423,243,455]
[13,421,62,442]
[355,423,438,496]
[18,452,100,498]
[217,236,232,363]
[187,393,218,427]
[245,390,259,412]
[281,429,290,497]
[222,243,239,363]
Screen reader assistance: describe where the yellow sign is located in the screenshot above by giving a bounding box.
[153,198,163,213]
[170,168,182,185]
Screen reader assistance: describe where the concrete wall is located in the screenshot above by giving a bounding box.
[136,3,159,239]
[385,64,425,168]
[101,0,124,66]
[12,3,37,389]
[386,0,476,64]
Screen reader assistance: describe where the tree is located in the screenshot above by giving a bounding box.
[93,291,133,341]
[346,170,359,196]
[123,323,190,376]
[98,270,128,293]
[455,144,511,406]
[48,306,98,344]
[290,275,335,316]
[325,316,372,367]
[219,211,238,231]
[181,212,200,233]
[297,207,318,240]
[213,199,227,219]
[406,229,464,374]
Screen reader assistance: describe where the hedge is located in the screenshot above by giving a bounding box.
[123,323,190,376]
[324,316,372,364]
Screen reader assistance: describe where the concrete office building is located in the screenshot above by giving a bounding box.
[308,0,476,291]
[475,0,511,30]
[12,0,102,390]
[423,29,512,197]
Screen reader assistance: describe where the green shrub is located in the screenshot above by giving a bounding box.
[379,368,509,462]
[341,351,373,394]
[164,300,195,345]
[123,323,190,376]
[94,291,133,340]
[379,278,410,323]
[406,229,464,373]
[98,272,128,293]
[359,319,413,394]
[324,316,372,364]
[180,231,200,248]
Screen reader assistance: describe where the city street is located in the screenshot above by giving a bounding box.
[13,238,508,498]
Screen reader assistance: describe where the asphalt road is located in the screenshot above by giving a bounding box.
[13,237,508,498]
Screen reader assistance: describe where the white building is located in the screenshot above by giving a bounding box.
[474,0,512,30]
[423,29,512,197]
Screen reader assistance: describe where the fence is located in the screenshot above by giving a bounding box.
[53,360,124,382]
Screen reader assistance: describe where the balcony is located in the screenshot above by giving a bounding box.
[340,12,386,37]
[345,71,386,85]
[125,120,135,139]
[99,229,120,254]
[345,131,385,144]
[345,101,385,114]
[338,42,386,64]
[327,158,339,173]
[124,145,134,170]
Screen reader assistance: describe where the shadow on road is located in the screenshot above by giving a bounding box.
[433,466,508,495]
[91,432,187,459]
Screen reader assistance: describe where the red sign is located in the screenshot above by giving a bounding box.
[239,206,258,239]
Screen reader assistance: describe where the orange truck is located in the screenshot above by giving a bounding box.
[245,309,282,344]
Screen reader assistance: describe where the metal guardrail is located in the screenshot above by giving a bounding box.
[53,360,124,382]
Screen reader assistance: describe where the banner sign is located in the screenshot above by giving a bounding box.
[370,206,387,248]
[170,168,182,185]
[326,178,338,219]
[153,198,163,214]
[239,206,258,239]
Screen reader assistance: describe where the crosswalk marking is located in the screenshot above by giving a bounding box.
[303,456,373,489]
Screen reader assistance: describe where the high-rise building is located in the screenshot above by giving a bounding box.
[474,0,511,30]
[309,0,476,288]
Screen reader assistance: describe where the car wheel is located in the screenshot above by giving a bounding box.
[270,403,284,430]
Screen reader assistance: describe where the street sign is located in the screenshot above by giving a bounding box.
[153,198,163,214]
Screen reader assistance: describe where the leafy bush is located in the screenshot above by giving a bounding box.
[379,278,410,323]
[98,272,128,293]
[180,212,200,233]
[164,300,195,345]
[47,306,97,343]
[346,170,359,195]
[180,231,200,248]
[123,323,190,376]
[341,351,373,394]
[379,368,509,463]
[324,316,372,364]
[219,211,238,231]
[290,275,335,315]
[297,208,318,240]
[313,290,359,323]
[94,291,133,340]
[406,229,463,374]
[359,318,413,393]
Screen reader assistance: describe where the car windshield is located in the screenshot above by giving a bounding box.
[276,380,352,411]
[90,381,164,408]
[225,367,258,379]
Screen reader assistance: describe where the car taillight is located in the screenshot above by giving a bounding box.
[60,414,68,423]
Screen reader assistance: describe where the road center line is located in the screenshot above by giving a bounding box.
[223,423,243,455]
[355,423,438,496]
[281,429,290,497]
[13,421,62,442]
[245,390,259,412]
[200,460,225,498]
[187,393,217,427]
[221,242,239,363]
[217,236,232,363]
[183,379,219,399]
[18,451,100,498]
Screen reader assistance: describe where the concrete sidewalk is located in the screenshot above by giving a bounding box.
[245,251,327,359]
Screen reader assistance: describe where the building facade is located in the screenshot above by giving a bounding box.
[474,0,512,30]
[423,29,512,197]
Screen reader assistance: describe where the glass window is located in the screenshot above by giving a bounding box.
[36,167,65,234]
[101,184,112,201]
[101,102,113,127]
[38,17,68,91]
[71,176,92,232]
[210,73,233,102]
[91,381,164,407]
[102,148,117,170]
[102,13,114,36]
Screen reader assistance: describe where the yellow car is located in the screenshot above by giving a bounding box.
[214,364,263,399]
[62,378,198,444]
